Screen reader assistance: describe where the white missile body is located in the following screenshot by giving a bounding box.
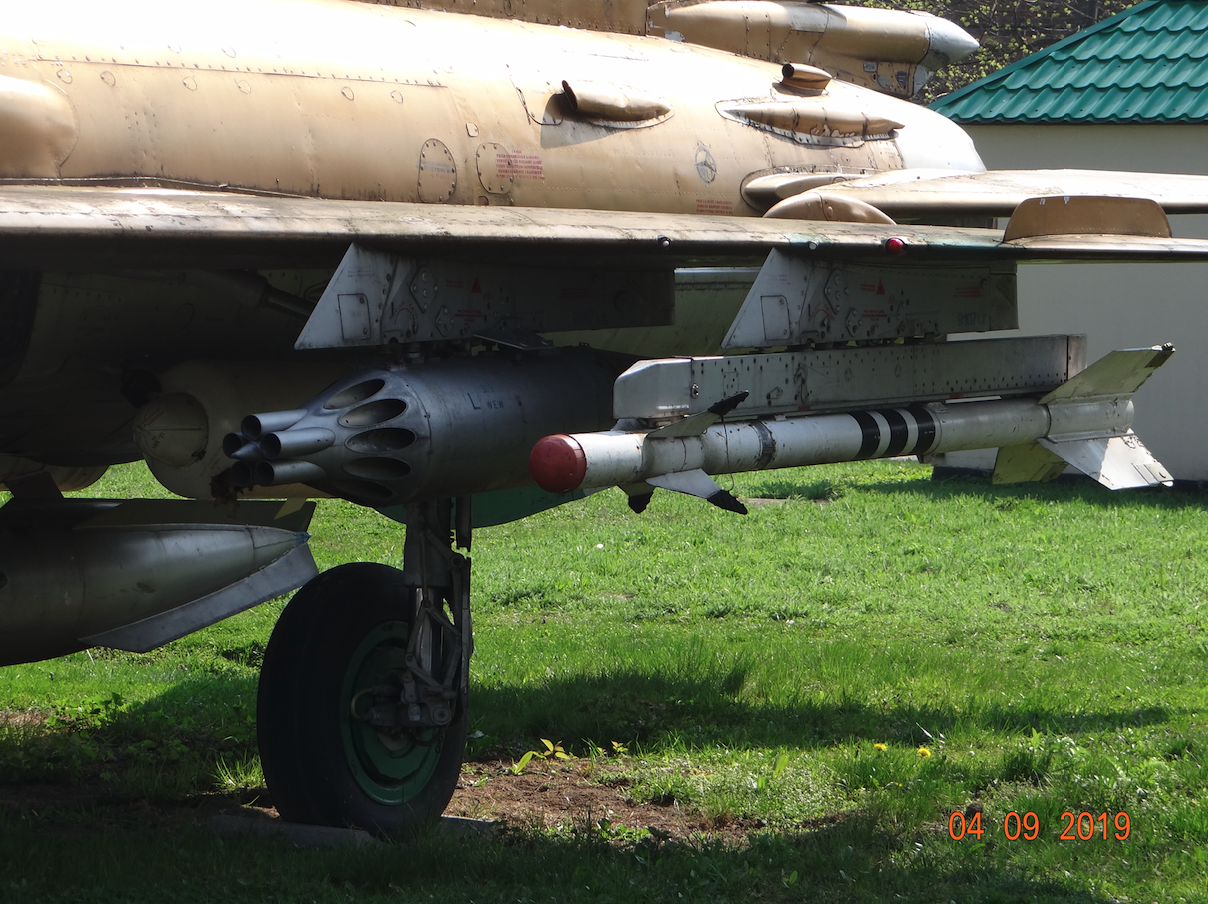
[529,346,1175,503]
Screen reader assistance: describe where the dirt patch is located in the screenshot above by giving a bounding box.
[448,758,755,841]
[0,709,46,729]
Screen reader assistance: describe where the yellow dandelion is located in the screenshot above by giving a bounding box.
[873,743,887,752]
[916,746,931,758]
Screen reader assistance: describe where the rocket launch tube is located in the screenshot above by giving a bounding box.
[530,397,1134,493]
[260,427,336,459]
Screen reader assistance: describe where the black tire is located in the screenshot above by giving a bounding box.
[257,563,467,835]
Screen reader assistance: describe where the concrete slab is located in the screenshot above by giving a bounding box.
[208,813,501,847]
[437,814,503,838]
[208,814,382,848]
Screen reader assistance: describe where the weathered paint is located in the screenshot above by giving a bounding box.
[0,0,984,212]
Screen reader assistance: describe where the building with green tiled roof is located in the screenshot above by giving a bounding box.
[931,0,1208,125]
[926,0,1208,481]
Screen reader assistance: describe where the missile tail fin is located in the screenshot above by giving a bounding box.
[994,433,1173,490]
[992,443,1067,485]
[1041,344,1174,404]
[1039,433,1173,490]
[1003,342,1178,489]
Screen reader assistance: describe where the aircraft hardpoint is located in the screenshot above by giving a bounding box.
[2,0,1206,832]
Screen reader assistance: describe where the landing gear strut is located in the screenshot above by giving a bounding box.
[258,498,471,834]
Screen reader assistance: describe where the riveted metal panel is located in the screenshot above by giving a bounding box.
[613,334,1084,418]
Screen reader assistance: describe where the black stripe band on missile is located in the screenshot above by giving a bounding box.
[849,407,933,459]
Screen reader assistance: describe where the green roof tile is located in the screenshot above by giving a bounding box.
[930,0,1208,123]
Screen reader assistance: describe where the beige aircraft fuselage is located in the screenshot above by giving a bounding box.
[0,0,983,213]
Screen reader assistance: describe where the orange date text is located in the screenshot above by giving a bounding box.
[947,811,1130,841]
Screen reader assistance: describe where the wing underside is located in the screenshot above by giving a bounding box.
[4,184,1208,271]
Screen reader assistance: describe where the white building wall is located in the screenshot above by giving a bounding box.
[951,124,1208,481]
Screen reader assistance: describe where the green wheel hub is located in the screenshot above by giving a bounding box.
[339,621,444,804]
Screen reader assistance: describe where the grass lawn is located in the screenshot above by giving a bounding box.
[1,459,1206,903]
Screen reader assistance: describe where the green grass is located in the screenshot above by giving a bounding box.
[2,460,1208,902]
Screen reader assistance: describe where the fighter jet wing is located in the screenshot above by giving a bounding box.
[6,185,1208,272]
[811,168,1208,220]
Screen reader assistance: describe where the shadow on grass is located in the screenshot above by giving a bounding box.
[0,671,1165,901]
[0,673,259,793]
[6,665,1175,781]
[757,471,1208,512]
[471,665,1179,755]
[0,803,1114,904]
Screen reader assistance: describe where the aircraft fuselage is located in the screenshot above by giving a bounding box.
[1,0,983,210]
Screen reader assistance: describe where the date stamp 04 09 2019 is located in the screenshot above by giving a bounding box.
[948,810,1131,842]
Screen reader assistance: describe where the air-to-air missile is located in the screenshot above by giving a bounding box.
[527,344,1175,514]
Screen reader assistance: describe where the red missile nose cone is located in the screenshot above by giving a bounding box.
[530,434,587,493]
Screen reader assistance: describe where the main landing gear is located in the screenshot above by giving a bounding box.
[257,498,472,834]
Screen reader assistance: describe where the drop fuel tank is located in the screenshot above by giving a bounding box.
[0,498,317,664]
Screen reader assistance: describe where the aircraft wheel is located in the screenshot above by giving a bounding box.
[257,562,466,835]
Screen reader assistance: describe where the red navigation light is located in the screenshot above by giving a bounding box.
[885,237,907,255]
